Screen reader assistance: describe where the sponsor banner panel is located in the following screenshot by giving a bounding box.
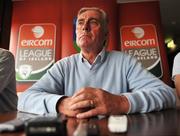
[16,23,56,81]
[121,24,162,78]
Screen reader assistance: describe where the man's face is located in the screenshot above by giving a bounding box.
[76,10,106,52]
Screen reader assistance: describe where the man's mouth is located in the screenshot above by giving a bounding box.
[79,33,91,38]
[80,34,89,38]
[79,35,91,41]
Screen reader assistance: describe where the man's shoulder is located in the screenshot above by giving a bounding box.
[55,53,80,66]
[174,52,180,61]
[59,53,79,61]
[0,48,14,62]
[107,50,132,59]
[106,50,138,66]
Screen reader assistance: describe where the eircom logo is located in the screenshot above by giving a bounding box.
[32,26,44,38]
[131,27,145,39]
[16,23,56,81]
[120,24,162,78]
[121,24,158,49]
[18,24,56,48]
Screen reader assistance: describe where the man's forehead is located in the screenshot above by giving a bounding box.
[77,10,101,20]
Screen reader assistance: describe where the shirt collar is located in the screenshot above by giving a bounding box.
[79,47,106,63]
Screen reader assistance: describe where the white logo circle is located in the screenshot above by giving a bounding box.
[131,27,145,39]
[18,65,32,79]
[32,26,44,38]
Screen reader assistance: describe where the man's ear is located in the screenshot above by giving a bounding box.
[103,31,109,46]
[105,31,109,39]
[105,31,109,36]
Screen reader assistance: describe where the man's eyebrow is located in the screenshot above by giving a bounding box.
[88,17,100,21]
[77,17,100,22]
[77,18,84,22]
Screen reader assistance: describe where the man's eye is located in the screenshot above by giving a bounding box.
[89,20,99,25]
[77,21,84,26]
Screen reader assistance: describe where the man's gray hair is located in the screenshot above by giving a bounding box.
[77,7,109,33]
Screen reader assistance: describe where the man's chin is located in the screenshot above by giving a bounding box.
[78,43,92,49]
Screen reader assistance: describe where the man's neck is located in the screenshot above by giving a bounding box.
[82,52,98,64]
[81,48,103,64]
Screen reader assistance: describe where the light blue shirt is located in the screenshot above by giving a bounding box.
[172,52,180,80]
[18,49,176,114]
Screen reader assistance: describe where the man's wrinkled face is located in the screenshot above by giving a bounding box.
[76,10,106,52]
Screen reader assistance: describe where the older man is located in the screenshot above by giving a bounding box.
[0,48,17,113]
[18,7,176,118]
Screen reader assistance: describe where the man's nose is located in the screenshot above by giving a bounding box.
[82,22,90,31]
